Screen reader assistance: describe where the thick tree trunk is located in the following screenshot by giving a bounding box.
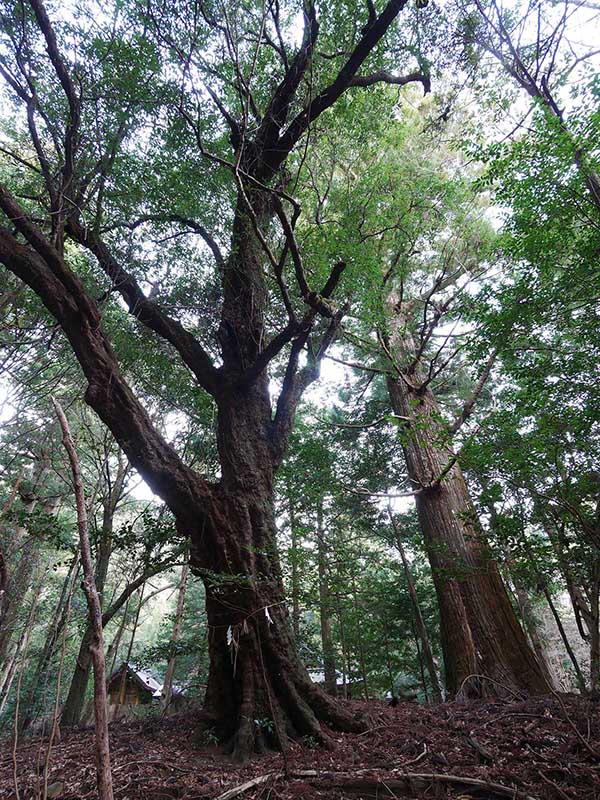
[198,492,362,760]
[194,382,363,762]
[387,376,550,697]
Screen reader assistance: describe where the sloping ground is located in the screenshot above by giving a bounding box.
[1,695,599,799]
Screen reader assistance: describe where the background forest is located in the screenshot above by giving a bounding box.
[0,0,599,786]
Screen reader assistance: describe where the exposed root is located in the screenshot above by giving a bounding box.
[456,673,527,702]
[215,769,539,800]
[301,678,369,734]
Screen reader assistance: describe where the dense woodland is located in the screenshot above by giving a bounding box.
[0,0,599,797]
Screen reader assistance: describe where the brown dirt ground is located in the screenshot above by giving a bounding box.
[1,695,599,799]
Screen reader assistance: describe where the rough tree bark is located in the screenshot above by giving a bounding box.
[0,0,431,761]
[199,372,363,759]
[387,373,551,696]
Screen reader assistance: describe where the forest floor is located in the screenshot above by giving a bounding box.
[1,694,599,799]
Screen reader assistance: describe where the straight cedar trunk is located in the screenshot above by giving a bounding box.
[288,489,301,641]
[389,513,443,702]
[387,375,550,697]
[161,561,188,712]
[317,503,337,696]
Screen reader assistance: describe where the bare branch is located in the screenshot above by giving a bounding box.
[105,214,225,273]
[271,305,347,464]
[267,0,412,177]
[66,220,222,396]
[29,0,80,187]
[450,348,498,436]
[349,69,430,93]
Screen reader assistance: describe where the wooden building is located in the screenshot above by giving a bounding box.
[107,662,162,706]
[308,669,365,699]
[106,662,188,721]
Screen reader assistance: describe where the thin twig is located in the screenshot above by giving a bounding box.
[538,770,571,800]
[549,689,600,758]
[12,664,24,800]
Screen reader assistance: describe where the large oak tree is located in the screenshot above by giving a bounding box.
[0,0,433,759]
